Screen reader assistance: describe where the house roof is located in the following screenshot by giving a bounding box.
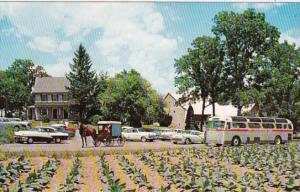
[187,101,238,116]
[166,92,238,116]
[32,77,70,93]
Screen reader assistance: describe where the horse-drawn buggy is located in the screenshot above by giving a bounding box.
[95,121,125,147]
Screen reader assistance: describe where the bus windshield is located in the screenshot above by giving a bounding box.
[207,121,225,129]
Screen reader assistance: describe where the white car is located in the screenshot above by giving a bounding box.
[0,117,31,131]
[14,127,69,144]
[122,128,157,142]
[159,127,175,140]
[122,126,134,131]
[172,130,204,144]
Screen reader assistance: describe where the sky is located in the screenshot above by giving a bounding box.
[0,2,299,94]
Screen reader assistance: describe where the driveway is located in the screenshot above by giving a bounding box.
[0,130,202,153]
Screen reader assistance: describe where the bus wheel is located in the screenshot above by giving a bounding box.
[232,136,241,146]
[274,136,282,145]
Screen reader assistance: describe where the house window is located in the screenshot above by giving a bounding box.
[41,94,48,101]
[52,94,58,101]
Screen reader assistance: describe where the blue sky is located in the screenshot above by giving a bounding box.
[0,3,299,94]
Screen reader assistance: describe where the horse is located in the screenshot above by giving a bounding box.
[78,123,97,148]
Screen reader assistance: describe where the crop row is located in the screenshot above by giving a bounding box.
[0,142,299,191]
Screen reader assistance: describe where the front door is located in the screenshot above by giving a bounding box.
[53,109,58,119]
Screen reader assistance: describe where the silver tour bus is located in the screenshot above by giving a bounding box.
[205,116,293,146]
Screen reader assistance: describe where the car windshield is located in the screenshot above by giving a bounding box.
[183,130,192,134]
[191,131,201,135]
[207,121,225,129]
[137,128,146,132]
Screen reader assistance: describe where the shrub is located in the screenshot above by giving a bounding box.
[89,114,101,126]
[0,126,14,144]
[40,114,49,123]
[159,114,172,127]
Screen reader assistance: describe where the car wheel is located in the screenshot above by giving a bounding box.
[55,137,61,143]
[232,136,241,146]
[27,137,34,144]
[14,138,19,143]
[185,138,191,145]
[274,136,282,145]
[141,137,147,142]
[14,126,19,132]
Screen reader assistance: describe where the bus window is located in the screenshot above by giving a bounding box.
[207,121,224,129]
[288,124,293,129]
[232,123,246,129]
[248,123,261,129]
[283,124,287,129]
[276,124,283,129]
[262,123,274,129]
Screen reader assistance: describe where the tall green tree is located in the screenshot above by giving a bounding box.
[212,9,280,115]
[1,59,48,117]
[175,36,225,131]
[250,41,300,130]
[66,44,100,122]
[191,36,225,116]
[99,69,163,127]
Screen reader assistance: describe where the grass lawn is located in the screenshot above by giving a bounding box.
[30,121,77,128]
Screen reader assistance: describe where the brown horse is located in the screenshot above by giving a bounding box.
[78,123,97,148]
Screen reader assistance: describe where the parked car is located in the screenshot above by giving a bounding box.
[159,127,175,140]
[122,126,134,131]
[50,124,75,137]
[0,117,31,131]
[151,128,162,138]
[172,130,204,144]
[122,128,157,142]
[14,127,69,144]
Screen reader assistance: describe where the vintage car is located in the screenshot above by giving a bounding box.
[121,126,134,131]
[0,117,31,131]
[50,124,76,137]
[172,130,204,144]
[14,127,69,144]
[159,127,175,140]
[122,128,157,142]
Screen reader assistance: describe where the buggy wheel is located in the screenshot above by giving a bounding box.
[117,137,125,146]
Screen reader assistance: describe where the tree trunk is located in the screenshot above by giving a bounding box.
[212,100,216,116]
[200,97,206,132]
[237,105,242,116]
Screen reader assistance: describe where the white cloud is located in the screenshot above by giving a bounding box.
[0,3,178,93]
[44,58,71,77]
[27,36,71,53]
[27,36,57,53]
[280,31,300,48]
[58,41,71,52]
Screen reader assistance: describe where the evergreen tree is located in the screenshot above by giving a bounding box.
[66,44,100,122]
[185,104,195,130]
